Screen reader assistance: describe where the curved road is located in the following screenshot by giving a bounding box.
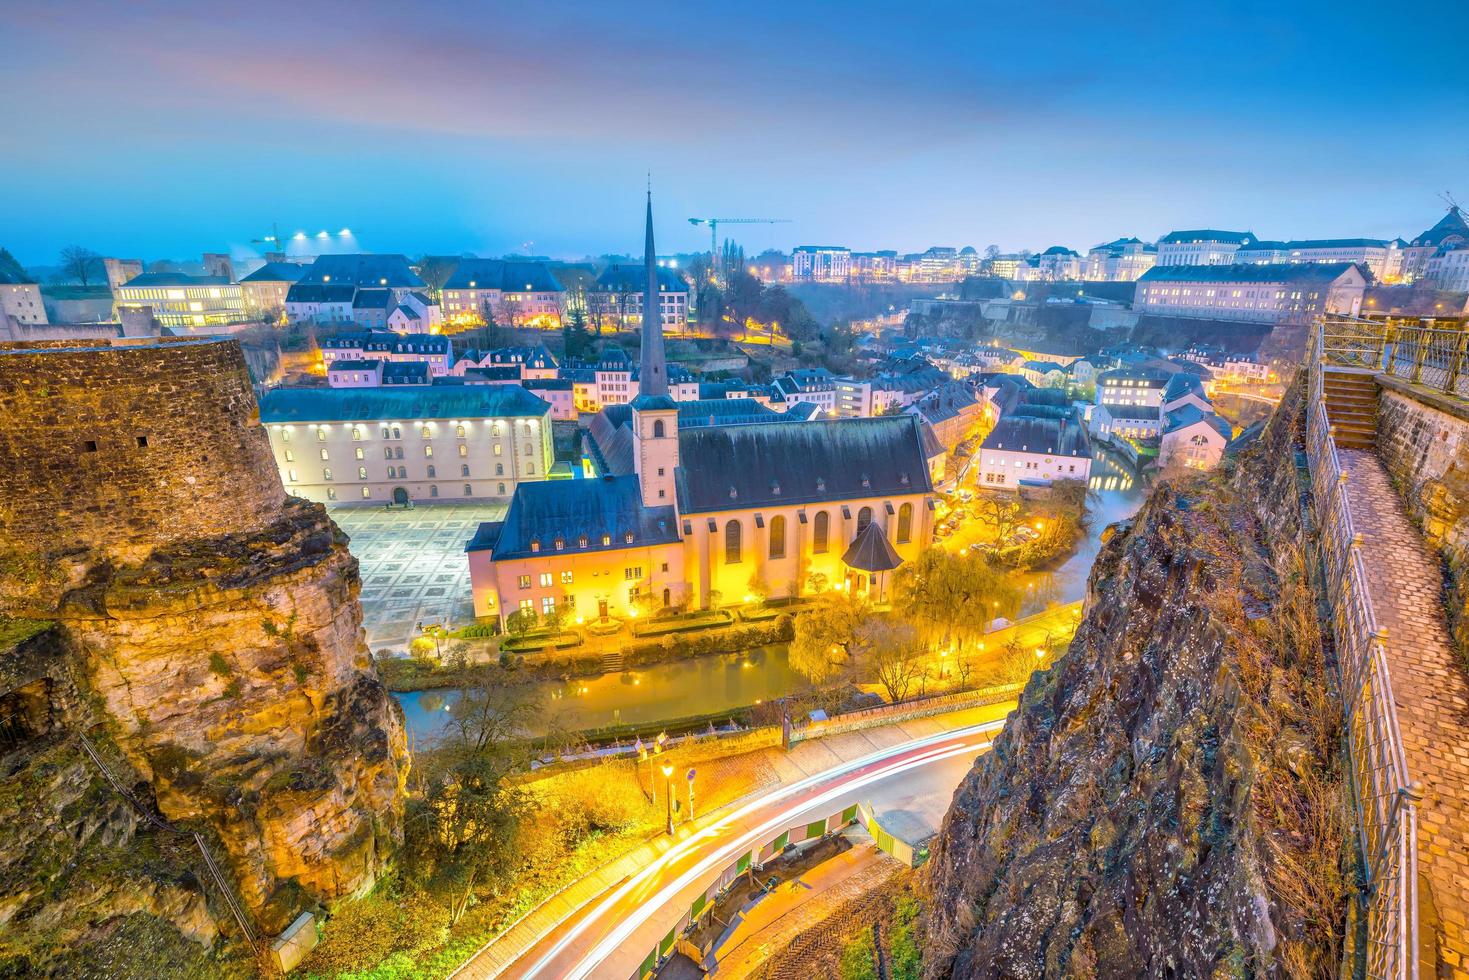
[482,715,1011,980]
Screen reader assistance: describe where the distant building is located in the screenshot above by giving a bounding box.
[586,263,688,334]
[113,272,246,328]
[1085,238,1157,281]
[792,246,852,282]
[1234,238,1402,282]
[452,345,560,380]
[239,261,307,318]
[773,368,838,415]
[258,385,554,505]
[319,330,454,376]
[1090,367,1169,440]
[0,265,46,325]
[977,413,1091,488]
[441,259,565,328]
[1134,262,1366,322]
[988,254,1024,279]
[103,258,144,292]
[285,254,428,325]
[202,253,235,281]
[1401,207,1469,284]
[1155,230,1257,267]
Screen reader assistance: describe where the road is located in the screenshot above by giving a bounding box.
[479,715,1011,980]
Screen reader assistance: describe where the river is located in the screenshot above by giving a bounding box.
[395,446,1146,744]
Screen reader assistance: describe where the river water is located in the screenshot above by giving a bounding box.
[395,446,1146,743]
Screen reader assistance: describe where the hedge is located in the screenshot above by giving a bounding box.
[502,631,582,653]
[630,610,734,638]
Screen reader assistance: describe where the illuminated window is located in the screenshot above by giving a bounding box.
[857,506,873,534]
[813,510,830,553]
[769,515,786,559]
[458,444,468,457]
[725,520,742,564]
[897,503,913,544]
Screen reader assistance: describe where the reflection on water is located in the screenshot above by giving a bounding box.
[1014,446,1145,616]
[395,645,799,744]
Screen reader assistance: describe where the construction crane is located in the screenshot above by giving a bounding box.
[688,217,791,281]
[251,223,286,257]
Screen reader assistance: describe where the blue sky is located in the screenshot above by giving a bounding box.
[3,0,1467,266]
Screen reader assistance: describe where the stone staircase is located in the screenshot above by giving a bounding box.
[601,649,625,673]
[1322,369,1379,450]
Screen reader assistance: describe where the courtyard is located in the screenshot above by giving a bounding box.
[328,503,507,652]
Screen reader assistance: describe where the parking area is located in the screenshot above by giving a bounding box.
[328,503,507,653]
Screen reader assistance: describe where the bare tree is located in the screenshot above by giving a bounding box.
[58,245,101,286]
[854,619,929,702]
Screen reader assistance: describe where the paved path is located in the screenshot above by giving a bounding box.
[1340,450,1469,977]
[450,702,1012,980]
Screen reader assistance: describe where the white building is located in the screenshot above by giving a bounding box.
[1085,238,1157,281]
[258,385,554,505]
[0,269,46,325]
[441,259,565,328]
[239,261,307,318]
[1134,262,1366,322]
[792,246,852,282]
[285,254,427,325]
[113,273,247,328]
[1400,207,1469,284]
[977,412,1092,488]
[586,264,689,334]
[319,330,454,376]
[772,368,838,415]
[1159,405,1232,471]
[1155,230,1257,266]
[1234,238,1402,282]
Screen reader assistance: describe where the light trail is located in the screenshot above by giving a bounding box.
[515,719,1006,980]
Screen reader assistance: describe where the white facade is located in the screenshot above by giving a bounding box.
[1085,240,1157,281]
[1235,239,1401,282]
[114,275,247,328]
[1134,264,1366,323]
[1159,417,1229,471]
[978,446,1092,488]
[1,282,47,324]
[266,414,552,505]
[792,247,852,282]
[1155,231,1255,266]
[1427,247,1469,292]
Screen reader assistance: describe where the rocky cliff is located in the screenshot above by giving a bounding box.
[923,380,1352,978]
[0,339,407,967]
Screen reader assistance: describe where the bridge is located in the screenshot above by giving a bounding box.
[1310,315,1469,979]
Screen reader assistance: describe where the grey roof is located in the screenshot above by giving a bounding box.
[675,415,932,514]
[910,381,979,426]
[382,362,431,385]
[1098,367,1169,387]
[1040,245,1080,256]
[1164,404,1232,439]
[1238,237,1390,251]
[443,258,563,292]
[320,330,450,355]
[981,414,1091,458]
[1410,208,1469,248]
[1138,262,1361,284]
[286,283,357,304]
[466,475,679,560]
[119,272,232,288]
[1163,373,1207,401]
[1101,404,1161,421]
[352,288,392,310]
[328,358,380,372]
[593,264,687,292]
[259,385,549,423]
[239,261,307,284]
[297,253,424,289]
[1157,230,1255,245]
[841,521,905,572]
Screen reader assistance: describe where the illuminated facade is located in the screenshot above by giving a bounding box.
[1154,229,1256,266]
[239,261,306,318]
[259,386,553,505]
[113,272,247,328]
[1234,238,1402,282]
[0,272,46,325]
[1134,262,1366,322]
[441,259,564,328]
[1084,238,1157,281]
[586,264,688,333]
[792,246,852,282]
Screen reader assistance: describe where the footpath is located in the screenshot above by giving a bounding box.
[449,700,1015,980]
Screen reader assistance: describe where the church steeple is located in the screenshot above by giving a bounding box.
[638,189,669,397]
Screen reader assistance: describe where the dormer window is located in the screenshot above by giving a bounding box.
[578,535,589,548]
[899,472,910,486]
[770,480,781,496]
[729,486,738,499]
[554,537,564,551]
[530,539,541,553]
[815,477,826,492]
[861,473,871,489]
[624,531,634,544]
[601,533,611,546]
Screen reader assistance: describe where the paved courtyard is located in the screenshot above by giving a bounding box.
[328,503,506,653]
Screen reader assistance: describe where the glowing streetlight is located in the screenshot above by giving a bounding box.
[661,764,675,834]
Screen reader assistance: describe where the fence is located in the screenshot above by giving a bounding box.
[787,682,1025,746]
[1320,314,1469,398]
[1307,319,1420,979]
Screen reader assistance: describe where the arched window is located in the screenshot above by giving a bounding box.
[653,419,666,438]
[769,515,786,559]
[857,506,873,534]
[391,426,401,439]
[725,520,742,564]
[383,448,393,460]
[458,444,468,457]
[496,463,504,476]
[394,447,404,459]
[813,511,830,553]
[429,485,438,497]
[461,464,470,477]
[426,464,436,478]
[455,424,466,438]
[897,503,913,544]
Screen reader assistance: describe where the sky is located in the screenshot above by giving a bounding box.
[3,0,1468,267]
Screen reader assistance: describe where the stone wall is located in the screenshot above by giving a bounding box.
[1375,376,1469,661]
[0,338,286,564]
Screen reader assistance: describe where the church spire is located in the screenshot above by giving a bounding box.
[638,187,669,397]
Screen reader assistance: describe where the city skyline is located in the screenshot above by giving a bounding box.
[4,0,1468,265]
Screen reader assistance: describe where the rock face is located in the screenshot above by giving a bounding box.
[0,338,407,951]
[923,380,1351,978]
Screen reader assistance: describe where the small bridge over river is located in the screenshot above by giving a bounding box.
[1310,315,1469,979]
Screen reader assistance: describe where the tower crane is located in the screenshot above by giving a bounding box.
[687,217,791,281]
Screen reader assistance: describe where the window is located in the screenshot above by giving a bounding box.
[361,486,371,498]
[857,506,873,534]
[813,511,830,553]
[519,598,533,613]
[281,429,291,443]
[355,447,364,460]
[496,463,504,476]
[561,570,573,585]
[420,425,432,438]
[284,449,295,463]
[725,520,742,563]
[456,425,466,438]
[524,442,533,455]
[494,444,503,456]
[539,572,553,587]
[624,566,643,580]
[427,464,436,478]
[653,419,665,438]
[352,426,363,440]
[392,426,402,439]
[384,448,394,460]
[541,596,556,615]
[319,448,329,461]
[323,467,333,481]
[327,487,337,500]
[769,515,786,559]
[358,466,368,479]
[897,503,913,544]
[429,485,438,497]
[287,469,298,482]
[394,447,404,459]
[424,446,433,458]
[518,575,532,589]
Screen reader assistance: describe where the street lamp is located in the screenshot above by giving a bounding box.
[661,764,675,835]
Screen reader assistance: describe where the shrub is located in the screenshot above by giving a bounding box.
[839,929,878,980]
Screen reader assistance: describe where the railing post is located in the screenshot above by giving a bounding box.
[1447,329,1469,397]
[1411,330,1427,384]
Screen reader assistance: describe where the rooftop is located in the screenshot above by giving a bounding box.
[981,414,1090,458]
[239,261,308,284]
[259,384,550,423]
[467,474,679,561]
[1157,229,1256,246]
[297,253,425,289]
[443,259,563,293]
[1138,262,1362,284]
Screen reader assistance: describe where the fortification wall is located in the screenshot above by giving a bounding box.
[0,338,286,561]
[1376,376,1469,659]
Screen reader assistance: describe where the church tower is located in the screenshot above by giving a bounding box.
[631,190,680,508]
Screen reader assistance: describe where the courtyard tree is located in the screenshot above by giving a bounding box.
[505,607,538,637]
[893,548,1019,658]
[852,618,929,702]
[789,591,867,684]
[976,490,1024,546]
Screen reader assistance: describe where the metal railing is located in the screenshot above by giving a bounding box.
[1320,314,1469,397]
[1307,320,1420,979]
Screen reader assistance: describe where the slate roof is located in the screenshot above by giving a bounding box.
[328,359,380,372]
[981,414,1090,458]
[297,254,424,289]
[119,272,232,288]
[1410,207,1469,248]
[675,415,932,514]
[1164,404,1232,439]
[463,366,523,382]
[443,258,563,292]
[286,283,357,304]
[1101,404,1162,421]
[1138,262,1361,284]
[1040,245,1080,256]
[841,521,905,572]
[1163,373,1207,402]
[320,330,450,355]
[1239,237,1390,251]
[382,362,431,385]
[1157,230,1256,245]
[1098,368,1169,388]
[910,381,979,426]
[353,288,392,310]
[259,385,550,423]
[466,475,679,560]
[239,262,307,284]
[592,264,687,292]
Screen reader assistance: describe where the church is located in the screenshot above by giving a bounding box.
[466,196,937,626]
